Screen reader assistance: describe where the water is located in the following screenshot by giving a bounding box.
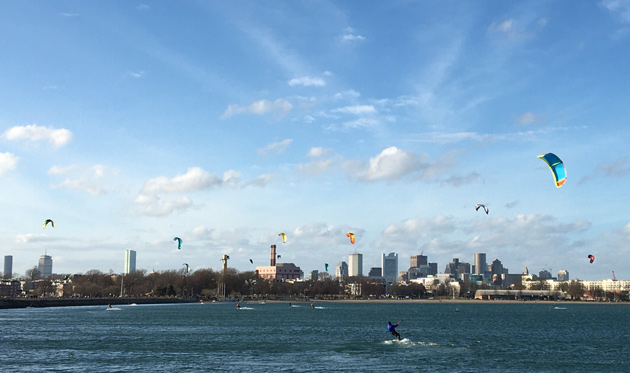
[2,301,629,372]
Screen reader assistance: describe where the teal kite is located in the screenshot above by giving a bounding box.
[173,237,182,250]
[538,153,566,188]
[325,263,329,272]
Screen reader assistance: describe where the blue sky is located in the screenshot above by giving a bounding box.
[2,1,630,281]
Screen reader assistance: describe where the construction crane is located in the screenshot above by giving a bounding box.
[612,270,617,281]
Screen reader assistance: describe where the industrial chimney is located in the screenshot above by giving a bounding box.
[270,245,276,266]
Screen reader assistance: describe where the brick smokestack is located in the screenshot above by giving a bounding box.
[270,245,276,266]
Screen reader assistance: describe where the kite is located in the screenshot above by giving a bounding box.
[588,254,595,264]
[220,255,230,263]
[183,263,189,273]
[325,263,329,272]
[346,232,355,244]
[249,259,253,264]
[278,232,287,243]
[475,204,489,214]
[277,254,281,259]
[538,153,566,188]
[173,237,182,250]
[43,219,55,229]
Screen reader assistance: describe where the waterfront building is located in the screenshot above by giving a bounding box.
[124,250,136,275]
[348,253,363,277]
[0,280,21,297]
[558,269,569,282]
[474,253,486,277]
[381,252,398,283]
[309,270,318,281]
[256,245,301,281]
[335,261,348,280]
[38,255,53,278]
[3,255,12,279]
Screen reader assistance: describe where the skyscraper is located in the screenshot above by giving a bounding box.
[3,255,13,279]
[382,252,398,283]
[124,249,136,275]
[348,253,363,277]
[474,253,486,277]
[335,261,348,280]
[558,269,569,282]
[410,254,427,268]
[38,255,53,278]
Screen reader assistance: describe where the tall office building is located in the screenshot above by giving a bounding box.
[382,252,398,283]
[38,255,53,278]
[348,253,363,277]
[3,255,13,279]
[558,269,569,282]
[474,253,486,276]
[335,261,348,280]
[410,254,427,268]
[124,249,136,275]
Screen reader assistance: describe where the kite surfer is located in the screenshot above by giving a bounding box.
[388,320,402,340]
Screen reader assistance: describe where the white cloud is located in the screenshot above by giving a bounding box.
[3,124,73,148]
[341,27,365,42]
[307,147,333,158]
[333,90,361,99]
[516,112,545,125]
[48,164,119,195]
[258,139,293,156]
[355,146,428,182]
[296,158,335,176]
[133,167,268,216]
[489,19,515,33]
[15,233,47,244]
[602,0,630,23]
[288,76,326,87]
[138,167,221,197]
[0,152,19,175]
[220,99,292,119]
[340,118,379,130]
[332,105,377,115]
[124,71,145,78]
[244,173,277,187]
[132,196,193,217]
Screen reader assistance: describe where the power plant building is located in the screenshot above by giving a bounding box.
[256,245,301,281]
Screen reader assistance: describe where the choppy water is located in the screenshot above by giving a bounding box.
[1,301,629,372]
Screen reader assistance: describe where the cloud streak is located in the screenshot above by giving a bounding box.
[0,152,19,176]
[3,124,73,148]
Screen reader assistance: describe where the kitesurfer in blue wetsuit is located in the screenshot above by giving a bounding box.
[388,320,402,340]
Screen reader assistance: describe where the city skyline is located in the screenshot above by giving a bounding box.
[2,2,630,280]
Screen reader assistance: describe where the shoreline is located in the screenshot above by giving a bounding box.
[2,297,627,310]
[0,297,198,310]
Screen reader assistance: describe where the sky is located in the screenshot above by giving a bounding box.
[1,1,630,281]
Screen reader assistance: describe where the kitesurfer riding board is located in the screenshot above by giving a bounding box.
[388,320,402,341]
